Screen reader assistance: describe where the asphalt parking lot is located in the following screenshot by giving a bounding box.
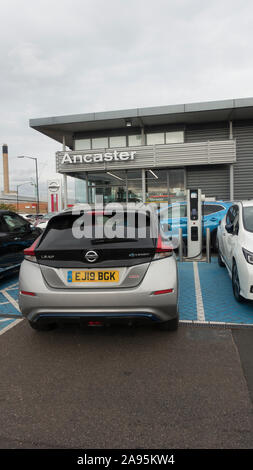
[0,265,253,449]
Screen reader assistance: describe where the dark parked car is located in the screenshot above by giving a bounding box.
[0,211,42,278]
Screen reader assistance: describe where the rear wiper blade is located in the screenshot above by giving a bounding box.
[92,237,138,244]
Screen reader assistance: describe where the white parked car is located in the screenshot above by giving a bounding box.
[35,212,58,230]
[217,200,253,302]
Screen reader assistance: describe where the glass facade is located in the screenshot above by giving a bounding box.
[146,132,165,145]
[128,134,142,146]
[145,169,168,203]
[166,131,184,144]
[109,136,126,147]
[127,170,143,202]
[74,130,184,150]
[75,139,91,150]
[87,171,127,204]
[167,169,185,202]
[74,168,185,204]
[75,179,87,203]
[73,131,186,204]
[92,137,109,149]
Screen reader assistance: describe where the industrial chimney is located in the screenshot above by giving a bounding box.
[2,144,10,194]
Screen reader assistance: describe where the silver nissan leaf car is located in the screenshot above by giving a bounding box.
[19,204,179,331]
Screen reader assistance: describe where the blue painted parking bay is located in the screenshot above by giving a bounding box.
[0,279,22,334]
[179,257,253,326]
[1,260,253,334]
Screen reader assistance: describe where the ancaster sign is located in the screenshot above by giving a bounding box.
[60,150,136,164]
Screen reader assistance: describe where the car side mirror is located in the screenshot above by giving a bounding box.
[26,223,35,232]
[160,223,171,232]
[225,223,234,234]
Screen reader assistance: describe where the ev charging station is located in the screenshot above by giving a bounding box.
[186,189,202,259]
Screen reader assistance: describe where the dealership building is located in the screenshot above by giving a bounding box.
[29,97,253,207]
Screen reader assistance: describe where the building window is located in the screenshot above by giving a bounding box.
[109,136,126,148]
[128,134,142,146]
[165,131,184,144]
[75,139,91,150]
[145,169,168,203]
[146,132,165,145]
[92,137,109,149]
[127,170,143,202]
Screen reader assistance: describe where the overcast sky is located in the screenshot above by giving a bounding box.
[1,0,253,202]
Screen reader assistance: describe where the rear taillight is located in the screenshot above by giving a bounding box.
[153,235,173,260]
[24,236,41,263]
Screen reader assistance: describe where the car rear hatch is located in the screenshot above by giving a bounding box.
[32,210,159,289]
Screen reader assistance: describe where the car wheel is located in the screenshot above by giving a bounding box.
[218,250,225,267]
[232,262,244,303]
[28,321,56,331]
[158,316,179,331]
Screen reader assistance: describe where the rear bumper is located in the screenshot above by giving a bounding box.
[19,258,178,324]
[20,295,178,325]
[27,311,172,327]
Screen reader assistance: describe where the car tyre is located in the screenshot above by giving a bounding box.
[158,315,179,331]
[232,262,245,303]
[28,321,56,331]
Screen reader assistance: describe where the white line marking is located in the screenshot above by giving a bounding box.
[193,262,205,322]
[4,282,18,290]
[2,290,20,312]
[180,320,253,328]
[0,318,23,335]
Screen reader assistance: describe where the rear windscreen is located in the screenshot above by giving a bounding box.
[37,212,157,251]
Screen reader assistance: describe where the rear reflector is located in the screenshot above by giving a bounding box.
[88,321,103,326]
[152,289,174,295]
[20,291,36,296]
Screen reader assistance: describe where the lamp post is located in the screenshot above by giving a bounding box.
[16,181,34,213]
[17,156,39,215]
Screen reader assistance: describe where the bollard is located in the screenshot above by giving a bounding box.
[179,228,183,262]
[206,227,211,263]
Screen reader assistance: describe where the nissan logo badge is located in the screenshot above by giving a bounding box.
[85,250,99,263]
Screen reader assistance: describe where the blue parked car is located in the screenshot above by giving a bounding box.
[159,201,233,250]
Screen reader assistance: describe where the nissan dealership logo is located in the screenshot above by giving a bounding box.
[60,150,136,165]
[85,250,99,263]
[48,181,60,192]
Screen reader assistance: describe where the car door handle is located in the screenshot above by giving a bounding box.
[14,237,21,240]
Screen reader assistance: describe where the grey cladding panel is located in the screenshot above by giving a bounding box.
[234,122,253,200]
[187,165,230,200]
[185,122,229,142]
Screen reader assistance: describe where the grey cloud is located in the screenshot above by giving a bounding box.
[0,0,253,201]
